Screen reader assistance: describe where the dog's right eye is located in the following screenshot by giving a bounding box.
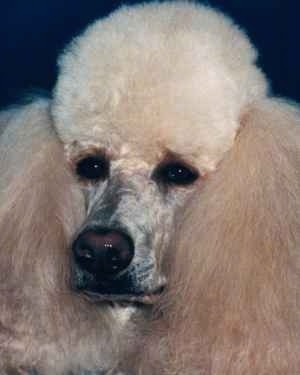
[75,155,109,181]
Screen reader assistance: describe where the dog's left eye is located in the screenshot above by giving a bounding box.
[76,155,109,181]
[153,162,199,186]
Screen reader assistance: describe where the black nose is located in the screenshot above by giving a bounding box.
[72,228,134,277]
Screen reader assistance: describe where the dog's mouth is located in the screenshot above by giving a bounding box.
[72,260,167,305]
[80,285,165,305]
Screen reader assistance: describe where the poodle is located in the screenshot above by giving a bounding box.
[0,2,299,374]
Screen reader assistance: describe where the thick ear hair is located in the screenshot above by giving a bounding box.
[0,100,85,371]
[136,99,300,374]
[0,98,84,300]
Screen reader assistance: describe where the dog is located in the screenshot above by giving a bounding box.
[0,1,299,374]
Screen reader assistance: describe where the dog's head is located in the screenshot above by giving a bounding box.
[52,2,268,304]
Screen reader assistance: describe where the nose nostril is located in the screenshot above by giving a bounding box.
[76,246,94,260]
[73,242,97,274]
[103,242,133,275]
[73,229,134,277]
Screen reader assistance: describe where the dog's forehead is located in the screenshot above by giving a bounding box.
[62,89,230,172]
[65,129,199,169]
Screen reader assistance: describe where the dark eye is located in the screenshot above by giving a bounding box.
[76,155,109,181]
[153,162,199,186]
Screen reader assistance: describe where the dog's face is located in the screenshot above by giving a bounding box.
[66,135,200,304]
[52,2,267,304]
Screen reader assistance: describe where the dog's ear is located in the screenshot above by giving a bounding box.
[137,99,300,374]
[169,97,300,297]
[0,99,84,289]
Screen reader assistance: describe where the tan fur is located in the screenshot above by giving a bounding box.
[132,99,300,374]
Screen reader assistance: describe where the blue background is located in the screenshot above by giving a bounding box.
[0,0,299,108]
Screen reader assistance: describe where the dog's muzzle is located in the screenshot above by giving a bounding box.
[72,227,165,304]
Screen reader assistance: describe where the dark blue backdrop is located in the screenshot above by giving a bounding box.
[1,0,299,108]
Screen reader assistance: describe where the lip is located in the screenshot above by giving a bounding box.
[80,285,165,305]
